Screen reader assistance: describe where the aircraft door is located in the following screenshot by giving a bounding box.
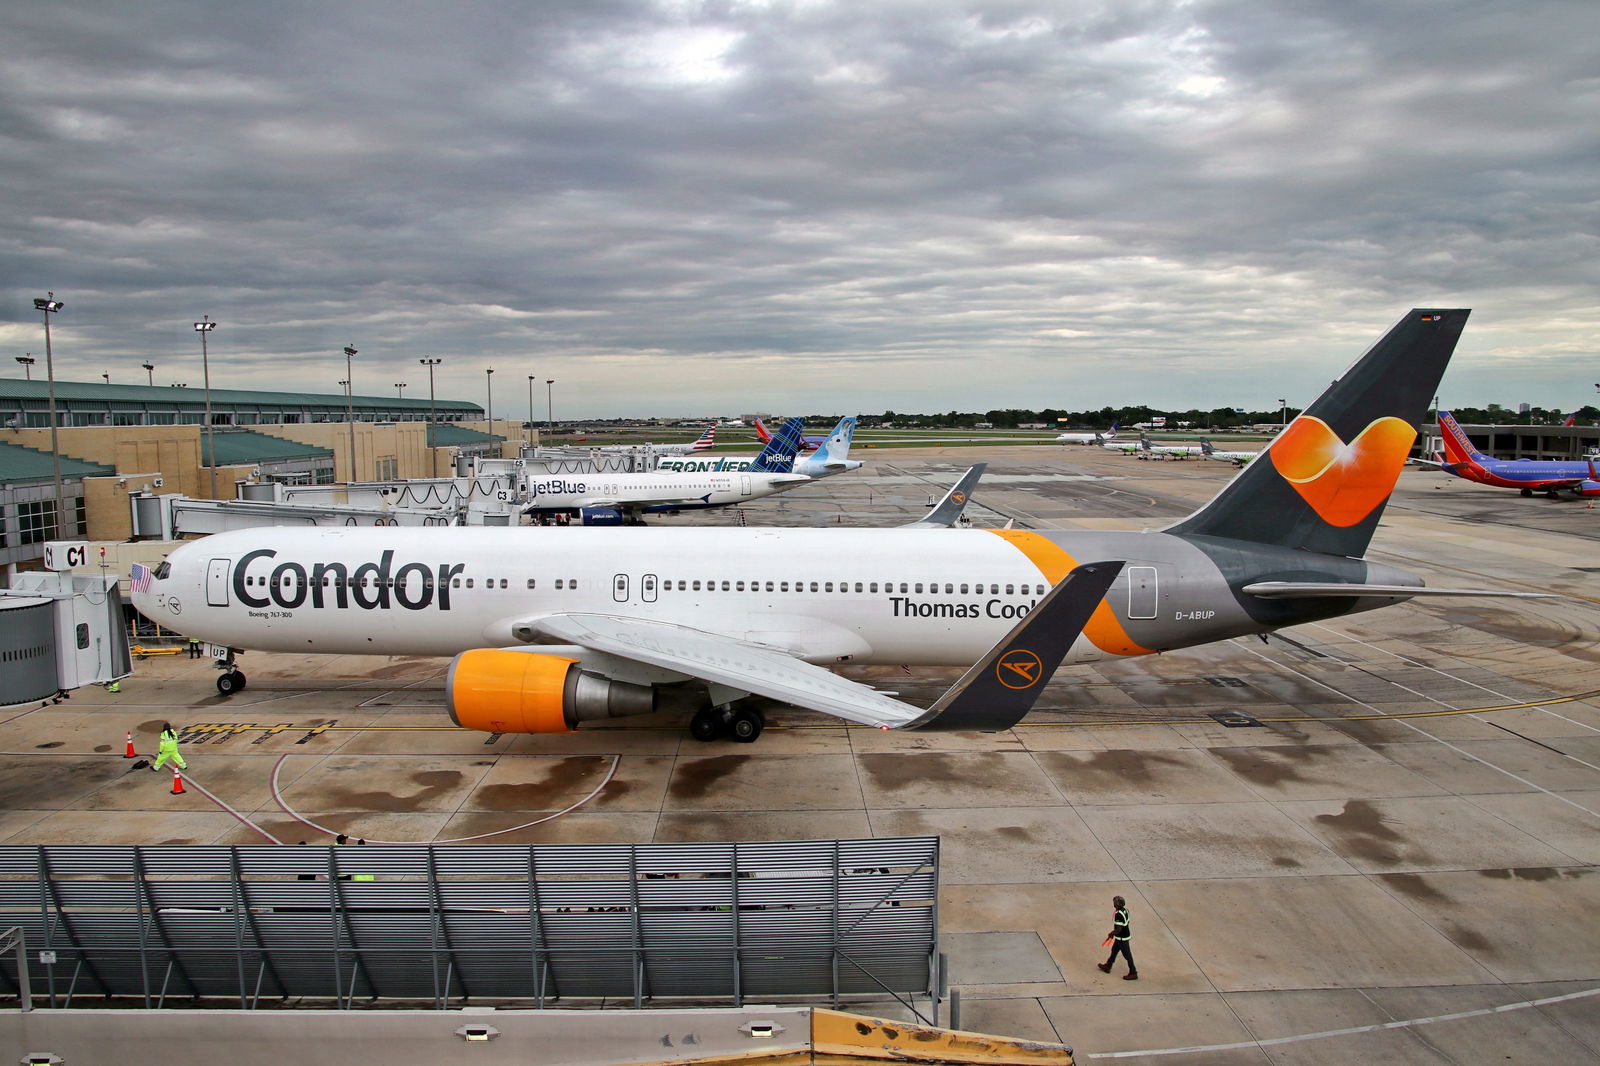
[641,574,658,603]
[1127,566,1158,619]
[740,475,752,496]
[206,558,232,607]
[612,573,629,603]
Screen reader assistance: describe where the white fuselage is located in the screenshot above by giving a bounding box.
[134,525,1221,667]
[656,454,861,478]
[524,470,809,513]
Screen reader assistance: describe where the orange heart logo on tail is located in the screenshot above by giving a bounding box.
[1269,416,1416,526]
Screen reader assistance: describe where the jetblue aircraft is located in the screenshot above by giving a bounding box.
[658,417,861,478]
[524,418,811,524]
[1419,411,1600,497]
[135,311,1526,741]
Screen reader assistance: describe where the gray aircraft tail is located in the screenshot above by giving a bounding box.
[1166,309,1470,557]
[904,464,986,528]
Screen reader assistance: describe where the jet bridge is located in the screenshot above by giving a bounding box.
[0,543,132,705]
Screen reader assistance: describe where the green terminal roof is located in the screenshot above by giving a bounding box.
[0,440,117,484]
[0,378,481,413]
[202,429,334,466]
[427,423,505,446]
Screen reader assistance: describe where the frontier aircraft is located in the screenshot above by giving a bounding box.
[658,417,861,478]
[134,310,1520,740]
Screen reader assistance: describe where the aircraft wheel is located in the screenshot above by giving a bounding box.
[729,708,765,744]
[690,708,726,742]
[1521,488,1533,497]
[216,671,244,696]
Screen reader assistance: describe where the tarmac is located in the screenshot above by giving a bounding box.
[4,443,1600,1063]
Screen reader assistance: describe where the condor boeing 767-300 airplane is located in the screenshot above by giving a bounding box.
[133,310,1522,742]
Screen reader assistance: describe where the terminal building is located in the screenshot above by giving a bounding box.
[0,378,523,578]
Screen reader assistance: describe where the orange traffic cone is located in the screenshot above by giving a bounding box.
[170,767,186,795]
[124,731,137,758]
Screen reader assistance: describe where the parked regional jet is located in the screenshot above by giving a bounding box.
[1200,440,1261,467]
[1056,423,1118,445]
[659,417,861,478]
[1416,411,1600,497]
[524,418,811,524]
[136,311,1529,742]
[1136,433,1207,460]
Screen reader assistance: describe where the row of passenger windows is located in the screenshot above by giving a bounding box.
[663,580,1047,595]
[242,573,1045,596]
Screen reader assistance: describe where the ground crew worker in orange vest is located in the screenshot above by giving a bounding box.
[151,722,187,772]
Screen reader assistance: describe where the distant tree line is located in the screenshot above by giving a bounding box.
[798,404,1600,431]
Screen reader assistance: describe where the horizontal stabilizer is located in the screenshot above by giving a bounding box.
[1242,581,1549,599]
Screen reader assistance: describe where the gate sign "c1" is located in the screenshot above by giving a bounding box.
[44,541,88,571]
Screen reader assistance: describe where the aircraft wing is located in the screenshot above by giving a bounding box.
[528,613,932,729]
[524,560,1124,731]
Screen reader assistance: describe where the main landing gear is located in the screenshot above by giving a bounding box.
[212,647,247,696]
[689,705,765,743]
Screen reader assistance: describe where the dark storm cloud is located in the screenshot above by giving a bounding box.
[2,0,1596,417]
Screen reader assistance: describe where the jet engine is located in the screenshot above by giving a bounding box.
[580,506,624,525]
[446,649,658,733]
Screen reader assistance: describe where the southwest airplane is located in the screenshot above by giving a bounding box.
[754,417,828,452]
[658,417,861,478]
[525,418,810,525]
[1055,423,1118,445]
[1418,410,1600,497]
[134,311,1519,740]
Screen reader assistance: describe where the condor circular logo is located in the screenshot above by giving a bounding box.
[996,649,1043,690]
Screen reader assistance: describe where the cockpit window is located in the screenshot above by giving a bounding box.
[153,562,171,580]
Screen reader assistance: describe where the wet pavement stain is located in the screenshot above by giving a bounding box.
[996,825,1035,842]
[669,755,749,801]
[1443,923,1495,954]
[1312,799,1411,866]
[1272,856,1302,868]
[1047,749,1188,786]
[474,757,608,812]
[1480,866,1581,883]
[1209,745,1323,789]
[857,752,960,792]
[92,744,111,753]
[1377,872,1453,904]
[34,742,63,749]
[320,768,465,811]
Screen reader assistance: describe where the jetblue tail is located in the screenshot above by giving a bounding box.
[1167,309,1470,558]
[1437,411,1489,464]
[750,417,806,473]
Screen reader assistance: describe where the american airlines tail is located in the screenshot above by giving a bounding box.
[690,424,717,451]
[1166,310,1470,558]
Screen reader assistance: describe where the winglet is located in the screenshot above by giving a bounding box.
[904,464,986,528]
[905,561,1124,731]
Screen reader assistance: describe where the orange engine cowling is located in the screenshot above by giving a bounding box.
[446,649,660,734]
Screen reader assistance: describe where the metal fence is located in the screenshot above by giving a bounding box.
[0,838,939,1011]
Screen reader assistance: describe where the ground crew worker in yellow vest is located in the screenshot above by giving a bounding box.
[1097,894,1137,980]
[188,636,202,659]
[106,680,120,693]
[151,721,187,772]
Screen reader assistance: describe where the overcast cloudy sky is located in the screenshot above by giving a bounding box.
[2,0,1596,420]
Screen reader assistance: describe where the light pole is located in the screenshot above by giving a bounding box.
[485,368,494,428]
[1278,398,1287,428]
[343,345,358,481]
[419,358,441,453]
[142,362,154,386]
[15,355,34,380]
[101,372,110,385]
[394,382,406,398]
[528,375,535,432]
[196,316,218,498]
[546,378,555,433]
[33,295,64,536]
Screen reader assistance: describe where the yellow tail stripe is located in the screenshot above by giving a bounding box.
[986,529,1152,656]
